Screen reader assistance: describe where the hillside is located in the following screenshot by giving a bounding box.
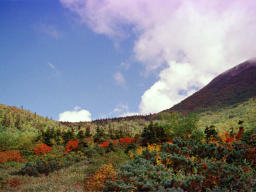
[0,104,69,151]
[166,59,256,113]
[198,97,256,132]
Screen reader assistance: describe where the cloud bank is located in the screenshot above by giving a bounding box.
[59,106,91,122]
[61,0,256,114]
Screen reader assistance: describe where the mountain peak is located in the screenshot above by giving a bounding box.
[220,59,256,78]
[166,59,256,113]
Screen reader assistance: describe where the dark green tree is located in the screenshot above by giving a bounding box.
[141,122,168,145]
[93,126,105,143]
[77,130,85,142]
[204,125,218,141]
[85,126,91,137]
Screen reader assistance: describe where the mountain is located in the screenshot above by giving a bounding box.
[165,59,256,113]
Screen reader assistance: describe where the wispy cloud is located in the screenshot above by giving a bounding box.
[113,104,129,113]
[48,62,60,77]
[59,106,91,122]
[120,62,130,70]
[61,0,256,114]
[38,24,62,39]
[113,72,125,86]
[101,104,138,118]
[48,62,56,70]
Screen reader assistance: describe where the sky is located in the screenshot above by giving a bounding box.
[1,0,256,122]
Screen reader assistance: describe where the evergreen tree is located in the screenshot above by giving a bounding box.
[85,126,91,137]
[94,126,105,142]
[77,130,85,142]
[15,113,22,130]
[2,112,10,128]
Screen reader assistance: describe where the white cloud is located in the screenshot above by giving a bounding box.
[113,72,125,86]
[59,106,91,122]
[120,112,139,117]
[61,0,256,113]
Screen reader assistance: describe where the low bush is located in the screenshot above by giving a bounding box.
[14,159,61,176]
[105,137,256,191]
[0,151,25,164]
[33,144,52,155]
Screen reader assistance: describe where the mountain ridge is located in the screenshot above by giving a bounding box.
[166,59,256,113]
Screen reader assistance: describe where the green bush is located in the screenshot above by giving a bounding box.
[141,122,168,145]
[105,137,256,191]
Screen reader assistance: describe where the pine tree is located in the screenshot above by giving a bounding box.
[15,113,22,130]
[2,112,10,128]
[85,126,91,137]
[77,130,85,142]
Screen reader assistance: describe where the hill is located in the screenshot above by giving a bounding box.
[0,104,69,151]
[166,59,256,113]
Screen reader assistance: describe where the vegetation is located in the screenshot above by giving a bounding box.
[0,98,256,191]
[105,137,256,191]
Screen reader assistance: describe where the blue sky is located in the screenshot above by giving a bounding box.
[1,0,256,121]
[0,0,157,120]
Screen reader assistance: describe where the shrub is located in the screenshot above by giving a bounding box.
[64,139,79,154]
[204,125,218,141]
[141,122,168,145]
[105,137,256,191]
[85,164,116,191]
[15,159,61,176]
[33,144,52,155]
[0,150,24,163]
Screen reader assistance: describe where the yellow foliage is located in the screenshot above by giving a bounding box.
[147,144,161,152]
[155,153,162,165]
[135,146,146,156]
[85,164,116,192]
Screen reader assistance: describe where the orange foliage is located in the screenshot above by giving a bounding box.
[64,140,79,154]
[85,164,116,191]
[168,138,173,144]
[99,141,110,148]
[119,137,134,144]
[98,137,135,148]
[0,150,25,164]
[34,144,52,155]
[220,132,236,144]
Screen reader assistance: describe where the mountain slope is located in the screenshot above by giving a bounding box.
[166,59,256,113]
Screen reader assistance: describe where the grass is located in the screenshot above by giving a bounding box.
[198,98,256,133]
[2,160,88,192]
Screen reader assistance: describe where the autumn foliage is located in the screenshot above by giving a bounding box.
[34,144,52,155]
[99,137,135,148]
[85,164,116,191]
[0,150,24,163]
[64,139,79,154]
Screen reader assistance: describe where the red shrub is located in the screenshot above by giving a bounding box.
[34,144,52,155]
[0,150,25,163]
[64,140,79,153]
[99,141,110,148]
[226,137,235,143]
[119,137,134,144]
